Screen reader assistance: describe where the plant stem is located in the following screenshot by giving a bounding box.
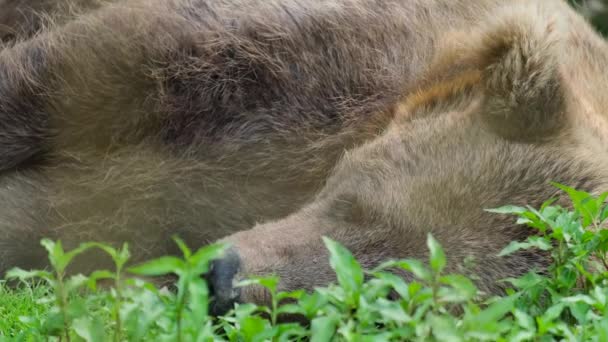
[56,271,71,342]
[114,272,123,342]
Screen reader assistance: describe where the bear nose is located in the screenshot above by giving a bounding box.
[207,248,242,316]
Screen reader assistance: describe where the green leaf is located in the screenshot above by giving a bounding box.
[497,237,551,257]
[66,297,88,320]
[541,302,565,322]
[190,243,228,274]
[322,237,364,301]
[561,294,595,305]
[427,234,446,274]
[257,276,279,294]
[310,316,338,342]
[276,303,305,316]
[498,241,527,257]
[60,242,97,274]
[502,271,545,290]
[601,203,608,223]
[277,289,305,301]
[187,276,210,323]
[64,274,89,292]
[377,259,432,282]
[40,310,65,336]
[485,205,528,215]
[5,268,54,283]
[439,274,477,301]
[553,183,597,226]
[297,291,329,318]
[237,275,279,294]
[40,239,63,270]
[373,298,411,324]
[513,309,535,331]
[596,316,608,341]
[276,323,308,341]
[73,316,107,342]
[90,243,131,269]
[86,270,115,291]
[568,301,591,324]
[372,272,411,300]
[128,256,185,276]
[478,295,518,323]
[117,243,131,267]
[429,314,462,342]
[238,316,275,341]
[172,236,192,258]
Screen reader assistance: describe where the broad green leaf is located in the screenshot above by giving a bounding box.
[236,276,280,294]
[40,310,65,336]
[73,316,107,342]
[513,309,535,331]
[596,316,608,342]
[128,256,185,276]
[276,303,305,316]
[568,301,591,324]
[187,276,210,323]
[478,295,518,323]
[502,272,545,290]
[297,291,329,318]
[553,183,596,226]
[429,314,462,342]
[277,289,305,301]
[372,272,411,300]
[190,243,228,274]
[310,316,338,342]
[276,323,308,341]
[238,316,274,341]
[322,237,364,300]
[541,302,566,322]
[257,276,279,293]
[439,274,477,301]
[373,298,411,324]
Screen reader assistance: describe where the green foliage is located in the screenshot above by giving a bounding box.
[1,184,608,341]
[570,0,608,36]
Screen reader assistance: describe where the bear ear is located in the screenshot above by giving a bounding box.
[472,6,568,141]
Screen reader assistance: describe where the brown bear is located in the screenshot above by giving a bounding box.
[0,0,607,315]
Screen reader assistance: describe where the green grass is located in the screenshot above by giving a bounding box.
[1,183,608,341]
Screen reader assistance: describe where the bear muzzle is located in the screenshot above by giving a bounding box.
[206,247,242,316]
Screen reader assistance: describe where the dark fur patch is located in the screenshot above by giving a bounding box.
[0,44,52,171]
[157,1,411,148]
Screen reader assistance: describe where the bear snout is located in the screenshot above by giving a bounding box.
[207,248,242,316]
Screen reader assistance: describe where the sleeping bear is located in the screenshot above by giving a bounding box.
[1,0,607,314]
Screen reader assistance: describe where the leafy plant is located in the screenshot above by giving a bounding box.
[1,184,608,341]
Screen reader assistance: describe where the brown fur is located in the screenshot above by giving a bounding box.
[0,0,607,313]
[0,0,107,43]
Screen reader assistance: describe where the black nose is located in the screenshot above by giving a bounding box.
[207,248,242,316]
